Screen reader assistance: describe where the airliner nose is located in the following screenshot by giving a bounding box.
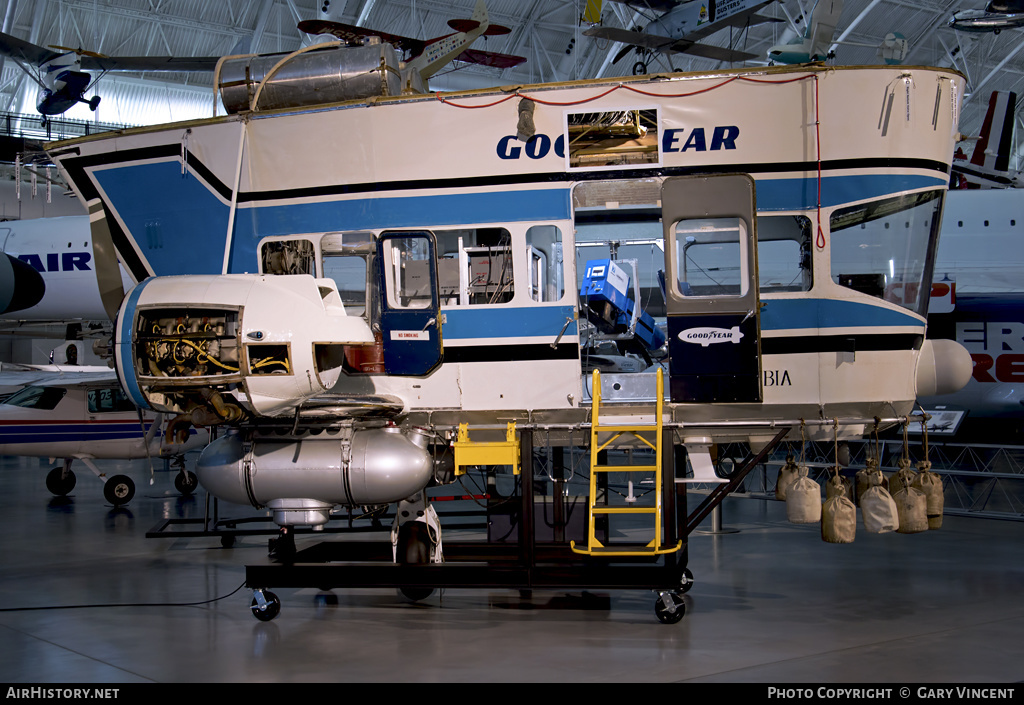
[0,253,45,314]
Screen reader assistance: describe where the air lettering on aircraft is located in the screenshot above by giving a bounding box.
[16,252,92,272]
[957,321,1024,383]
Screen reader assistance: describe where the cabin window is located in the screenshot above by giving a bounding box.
[87,388,136,413]
[830,189,943,315]
[3,386,66,410]
[758,215,813,292]
[323,255,368,316]
[526,225,565,302]
[566,109,659,170]
[380,232,435,309]
[671,217,749,297]
[434,228,514,305]
[260,238,316,275]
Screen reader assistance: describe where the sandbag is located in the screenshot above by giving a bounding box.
[776,456,801,500]
[860,484,898,534]
[855,459,888,504]
[822,494,856,543]
[825,472,854,503]
[893,486,928,534]
[912,460,944,530]
[786,469,821,524]
[888,458,917,498]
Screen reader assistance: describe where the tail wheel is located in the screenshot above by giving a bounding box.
[103,475,135,506]
[397,521,435,602]
[45,467,76,496]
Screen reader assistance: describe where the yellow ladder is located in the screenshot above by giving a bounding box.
[571,368,682,556]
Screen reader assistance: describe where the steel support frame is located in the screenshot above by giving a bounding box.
[243,427,791,596]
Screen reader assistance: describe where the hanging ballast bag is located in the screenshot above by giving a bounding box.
[894,486,929,534]
[822,492,857,544]
[912,460,944,530]
[786,468,822,524]
[860,484,898,534]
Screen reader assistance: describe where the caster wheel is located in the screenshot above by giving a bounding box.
[397,521,435,602]
[103,475,135,506]
[174,470,198,495]
[220,534,236,549]
[251,591,281,621]
[680,568,694,594]
[46,467,76,496]
[654,592,685,624]
[633,61,647,75]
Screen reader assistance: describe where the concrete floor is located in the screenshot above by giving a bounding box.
[0,453,1022,684]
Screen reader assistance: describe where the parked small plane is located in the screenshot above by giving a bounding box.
[583,0,783,73]
[0,31,221,121]
[297,0,525,81]
[0,350,210,506]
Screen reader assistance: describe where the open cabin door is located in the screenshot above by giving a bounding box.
[662,175,762,403]
[376,231,444,376]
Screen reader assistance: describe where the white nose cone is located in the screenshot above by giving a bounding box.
[916,338,973,397]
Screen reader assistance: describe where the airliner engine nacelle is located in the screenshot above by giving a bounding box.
[115,274,378,424]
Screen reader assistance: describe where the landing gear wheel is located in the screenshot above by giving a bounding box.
[174,471,198,495]
[633,61,648,75]
[46,467,76,496]
[250,590,281,621]
[680,568,694,594]
[654,591,686,624]
[103,475,135,506]
[397,521,435,602]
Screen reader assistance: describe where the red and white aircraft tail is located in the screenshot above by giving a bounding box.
[952,91,1023,189]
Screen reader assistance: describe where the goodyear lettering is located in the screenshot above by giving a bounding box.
[662,126,739,153]
[496,134,566,160]
[17,252,92,272]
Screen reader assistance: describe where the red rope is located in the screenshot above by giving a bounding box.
[814,74,826,250]
[433,72,818,108]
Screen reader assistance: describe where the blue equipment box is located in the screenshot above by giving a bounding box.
[580,259,666,351]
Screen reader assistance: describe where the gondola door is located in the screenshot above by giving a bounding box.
[661,175,762,403]
[376,231,444,376]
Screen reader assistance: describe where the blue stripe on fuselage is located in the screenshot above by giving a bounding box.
[92,160,947,276]
[759,298,924,331]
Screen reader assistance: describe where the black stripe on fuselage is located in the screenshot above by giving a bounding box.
[761,333,923,356]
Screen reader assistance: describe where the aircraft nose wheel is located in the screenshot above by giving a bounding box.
[174,470,199,495]
[250,589,281,621]
[654,590,686,624]
[45,467,76,496]
[103,474,135,506]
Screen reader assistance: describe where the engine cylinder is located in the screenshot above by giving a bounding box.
[197,426,433,526]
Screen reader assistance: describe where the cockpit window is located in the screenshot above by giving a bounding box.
[3,386,67,410]
[830,190,943,315]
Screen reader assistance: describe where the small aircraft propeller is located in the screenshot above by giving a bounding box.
[48,45,108,59]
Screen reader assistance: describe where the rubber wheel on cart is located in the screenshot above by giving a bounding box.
[680,568,694,594]
[654,592,686,624]
[251,591,281,622]
[397,521,435,602]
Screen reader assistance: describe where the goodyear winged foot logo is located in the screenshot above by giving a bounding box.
[679,326,744,347]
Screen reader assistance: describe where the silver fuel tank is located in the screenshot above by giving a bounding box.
[217,42,402,114]
[197,426,433,526]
